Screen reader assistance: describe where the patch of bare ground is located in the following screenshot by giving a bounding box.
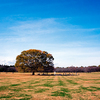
[0,91,14,96]
[72,91,98,100]
[82,84,100,88]
[12,97,24,100]
[93,91,100,98]
[84,91,99,100]
[30,94,67,100]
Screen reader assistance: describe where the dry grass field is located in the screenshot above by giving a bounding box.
[0,72,100,100]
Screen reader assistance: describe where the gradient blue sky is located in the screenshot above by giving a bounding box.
[0,0,100,67]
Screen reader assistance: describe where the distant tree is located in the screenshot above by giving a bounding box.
[0,66,4,72]
[15,49,54,75]
[44,65,54,74]
[7,67,16,72]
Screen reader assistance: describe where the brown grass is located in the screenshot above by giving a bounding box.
[0,72,100,100]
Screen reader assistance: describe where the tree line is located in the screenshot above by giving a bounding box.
[0,49,100,74]
[0,65,16,72]
[1,64,100,73]
[55,65,100,72]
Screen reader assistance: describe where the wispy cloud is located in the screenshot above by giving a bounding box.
[0,18,100,66]
[0,59,15,65]
[7,18,99,43]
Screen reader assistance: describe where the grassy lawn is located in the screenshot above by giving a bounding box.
[0,72,100,100]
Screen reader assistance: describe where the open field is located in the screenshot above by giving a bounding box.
[0,72,100,100]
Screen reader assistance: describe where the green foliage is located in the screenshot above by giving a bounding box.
[0,86,8,91]
[10,84,20,86]
[14,94,32,100]
[0,92,32,100]
[0,95,12,99]
[26,85,34,89]
[90,86,100,90]
[51,91,67,96]
[58,77,65,86]
[18,94,31,97]
[41,78,54,87]
[80,86,99,91]
[51,90,72,98]
[10,88,22,92]
[66,79,78,85]
[43,81,54,87]
[35,88,49,93]
[61,88,70,92]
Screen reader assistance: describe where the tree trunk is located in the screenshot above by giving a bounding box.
[32,71,35,75]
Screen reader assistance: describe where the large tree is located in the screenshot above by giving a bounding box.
[15,49,54,75]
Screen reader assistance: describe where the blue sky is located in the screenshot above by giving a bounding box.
[0,0,100,67]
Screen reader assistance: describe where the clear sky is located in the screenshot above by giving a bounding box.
[0,0,100,67]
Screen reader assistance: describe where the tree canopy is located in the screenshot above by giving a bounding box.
[15,49,54,75]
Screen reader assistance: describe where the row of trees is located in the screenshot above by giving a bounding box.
[1,65,100,73]
[0,65,16,72]
[55,65,100,72]
[0,64,54,73]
